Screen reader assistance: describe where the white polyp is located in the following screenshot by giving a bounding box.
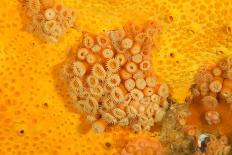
[83,35,94,48]
[92,63,106,80]
[130,44,141,55]
[121,38,133,49]
[86,54,96,64]
[86,75,99,88]
[111,87,124,102]
[145,76,157,87]
[102,48,114,59]
[72,61,86,77]
[44,8,56,20]
[91,44,101,53]
[124,78,135,91]
[135,78,146,90]
[106,59,120,73]
[132,54,143,64]
[77,48,89,60]
[115,53,126,66]
[106,74,121,87]
[151,94,161,104]
[131,88,144,101]
[126,62,138,73]
[139,60,151,71]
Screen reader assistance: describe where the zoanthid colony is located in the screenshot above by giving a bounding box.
[192,56,232,109]
[62,21,171,133]
[171,55,232,155]
[189,56,232,127]
[158,100,232,155]
[23,0,75,42]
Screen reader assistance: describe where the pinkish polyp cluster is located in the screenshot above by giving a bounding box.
[191,56,232,125]
[24,0,75,42]
[62,21,171,133]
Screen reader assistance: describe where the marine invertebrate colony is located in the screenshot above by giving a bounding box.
[193,56,232,105]
[62,21,171,132]
[190,56,232,127]
[185,56,232,155]
[23,0,75,42]
[159,99,232,155]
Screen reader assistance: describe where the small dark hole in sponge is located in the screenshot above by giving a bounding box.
[19,130,25,135]
[170,53,175,58]
[168,16,174,22]
[105,142,111,148]
[216,50,224,55]
[43,103,48,107]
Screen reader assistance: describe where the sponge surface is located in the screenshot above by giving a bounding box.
[0,0,231,154]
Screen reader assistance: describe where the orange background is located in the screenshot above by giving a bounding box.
[0,0,231,154]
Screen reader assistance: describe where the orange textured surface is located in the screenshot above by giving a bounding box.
[0,0,232,154]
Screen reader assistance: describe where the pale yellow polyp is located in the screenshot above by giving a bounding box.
[0,0,231,155]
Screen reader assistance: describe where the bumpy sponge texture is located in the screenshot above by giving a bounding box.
[0,0,232,154]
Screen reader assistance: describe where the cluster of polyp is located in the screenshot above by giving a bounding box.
[62,21,171,133]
